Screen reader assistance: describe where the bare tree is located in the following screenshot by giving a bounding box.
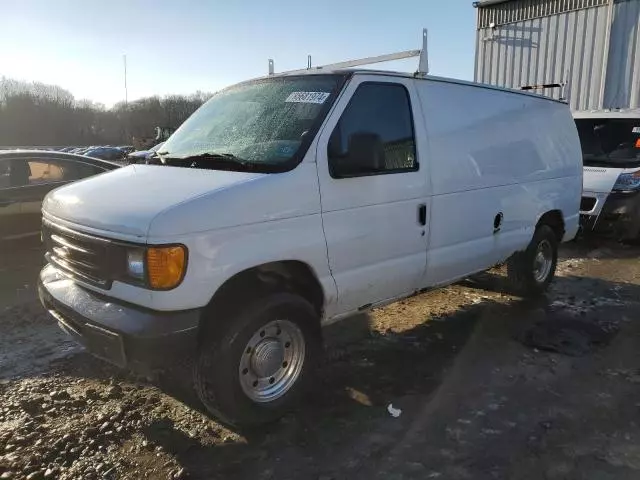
[0,77,211,147]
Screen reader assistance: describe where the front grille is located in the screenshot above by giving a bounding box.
[42,220,112,289]
[580,197,596,212]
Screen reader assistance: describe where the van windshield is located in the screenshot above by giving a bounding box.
[576,118,640,168]
[159,75,345,173]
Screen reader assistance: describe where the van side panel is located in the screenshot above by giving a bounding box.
[415,79,582,286]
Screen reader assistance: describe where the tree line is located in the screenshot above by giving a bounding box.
[0,77,212,147]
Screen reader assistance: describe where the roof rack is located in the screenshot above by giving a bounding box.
[268,28,429,77]
[520,71,571,102]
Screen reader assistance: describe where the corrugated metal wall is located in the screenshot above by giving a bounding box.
[603,0,640,108]
[475,0,640,111]
[477,0,608,28]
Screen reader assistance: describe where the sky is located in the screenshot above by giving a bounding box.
[0,0,478,107]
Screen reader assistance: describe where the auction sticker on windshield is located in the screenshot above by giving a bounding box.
[285,91,330,104]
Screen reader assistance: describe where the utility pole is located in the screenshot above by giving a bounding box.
[123,54,128,107]
[123,54,130,145]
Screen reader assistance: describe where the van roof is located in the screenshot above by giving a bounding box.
[573,109,640,120]
[266,68,567,105]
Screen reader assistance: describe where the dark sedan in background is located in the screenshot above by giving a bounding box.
[83,146,128,161]
[0,151,120,241]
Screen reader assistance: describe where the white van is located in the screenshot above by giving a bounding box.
[38,68,582,426]
[576,110,640,240]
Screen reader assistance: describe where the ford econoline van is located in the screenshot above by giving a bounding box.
[38,69,582,426]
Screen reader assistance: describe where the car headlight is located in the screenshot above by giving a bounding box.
[612,171,640,192]
[123,245,187,290]
[126,248,146,280]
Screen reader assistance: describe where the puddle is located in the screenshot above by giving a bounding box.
[521,312,619,357]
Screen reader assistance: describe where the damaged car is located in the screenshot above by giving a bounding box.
[577,110,640,240]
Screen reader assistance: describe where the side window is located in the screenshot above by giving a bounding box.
[5,159,31,188]
[66,162,104,179]
[27,160,65,185]
[25,159,102,185]
[328,82,417,178]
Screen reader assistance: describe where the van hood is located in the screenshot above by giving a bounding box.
[583,166,638,193]
[43,165,264,238]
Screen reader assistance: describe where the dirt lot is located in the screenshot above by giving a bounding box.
[1,239,640,480]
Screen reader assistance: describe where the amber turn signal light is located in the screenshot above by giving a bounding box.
[146,246,186,290]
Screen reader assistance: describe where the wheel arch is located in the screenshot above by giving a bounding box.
[199,260,325,336]
[537,209,565,241]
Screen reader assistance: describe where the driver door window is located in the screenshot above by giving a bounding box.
[328,83,417,177]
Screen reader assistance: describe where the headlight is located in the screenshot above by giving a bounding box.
[613,170,640,191]
[123,245,187,290]
[126,248,146,280]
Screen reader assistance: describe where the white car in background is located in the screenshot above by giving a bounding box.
[576,110,640,240]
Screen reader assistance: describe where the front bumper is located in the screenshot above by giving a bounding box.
[580,190,640,239]
[580,191,609,217]
[38,264,201,371]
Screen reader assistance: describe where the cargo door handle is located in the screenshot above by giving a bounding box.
[418,204,427,226]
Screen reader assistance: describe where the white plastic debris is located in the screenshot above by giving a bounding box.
[387,403,402,418]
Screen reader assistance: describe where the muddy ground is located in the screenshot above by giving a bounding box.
[1,238,639,479]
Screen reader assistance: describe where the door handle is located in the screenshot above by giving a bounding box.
[0,199,14,208]
[418,204,427,226]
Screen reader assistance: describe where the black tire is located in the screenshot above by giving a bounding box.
[507,224,558,297]
[193,292,321,428]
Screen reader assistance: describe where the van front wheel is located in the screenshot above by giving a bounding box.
[193,293,321,427]
[507,225,558,297]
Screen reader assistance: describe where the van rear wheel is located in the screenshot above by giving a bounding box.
[193,293,321,427]
[507,225,558,297]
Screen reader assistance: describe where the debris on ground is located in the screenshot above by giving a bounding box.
[387,404,402,418]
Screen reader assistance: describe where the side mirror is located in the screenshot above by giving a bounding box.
[330,132,385,178]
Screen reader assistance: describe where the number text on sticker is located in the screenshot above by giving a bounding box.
[285,91,330,104]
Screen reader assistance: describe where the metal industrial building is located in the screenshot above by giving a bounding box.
[474,0,640,111]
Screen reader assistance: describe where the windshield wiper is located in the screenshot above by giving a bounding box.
[160,152,263,171]
[163,152,242,161]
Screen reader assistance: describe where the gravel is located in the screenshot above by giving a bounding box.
[2,242,640,479]
[0,364,227,479]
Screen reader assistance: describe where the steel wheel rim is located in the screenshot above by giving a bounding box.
[533,239,553,283]
[239,319,306,403]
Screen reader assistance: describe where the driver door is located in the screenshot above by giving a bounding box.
[316,76,429,314]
